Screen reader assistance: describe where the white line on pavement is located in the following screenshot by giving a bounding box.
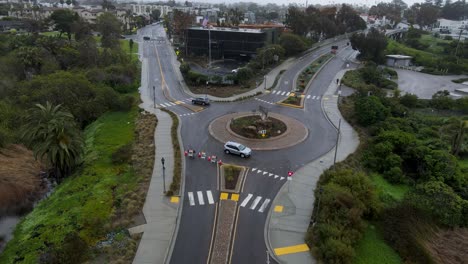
[206,191,214,204]
[188,192,195,206]
[280,177,285,181]
[312,96,316,100]
[258,199,271,213]
[269,173,273,177]
[257,170,262,174]
[263,172,267,175]
[197,191,204,205]
[240,194,253,207]
[281,91,286,96]
[250,196,262,210]
[274,175,279,179]
[272,91,277,94]
[286,92,290,96]
[307,95,311,99]
[252,168,257,172]
[317,96,321,100]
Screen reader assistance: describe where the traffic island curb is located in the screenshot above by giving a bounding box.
[208,200,238,264]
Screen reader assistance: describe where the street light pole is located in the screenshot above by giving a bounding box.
[333,118,342,165]
[161,157,166,193]
[153,86,156,108]
[266,250,271,264]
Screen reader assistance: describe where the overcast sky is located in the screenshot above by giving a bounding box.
[179,0,422,6]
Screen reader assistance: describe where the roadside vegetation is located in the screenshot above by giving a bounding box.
[161,109,182,196]
[307,66,468,264]
[0,10,152,262]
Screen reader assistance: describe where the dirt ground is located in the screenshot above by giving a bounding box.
[425,228,468,264]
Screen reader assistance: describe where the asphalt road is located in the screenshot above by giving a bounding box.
[138,24,355,264]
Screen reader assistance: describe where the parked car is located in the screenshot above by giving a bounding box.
[224,141,252,158]
[143,36,150,40]
[192,97,210,106]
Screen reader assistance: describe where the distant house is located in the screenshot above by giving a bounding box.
[396,22,420,30]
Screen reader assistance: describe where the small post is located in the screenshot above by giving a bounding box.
[153,86,156,108]
[264,75,267,89]
[161,157,166,193]
[266,250,271,264]
[333,119,341,165]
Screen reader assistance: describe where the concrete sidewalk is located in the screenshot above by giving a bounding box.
[130,58,181,264]
[266,69,359,263]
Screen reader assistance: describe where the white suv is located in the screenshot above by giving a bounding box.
[224,141,252,158]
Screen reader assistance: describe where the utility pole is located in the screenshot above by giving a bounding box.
[333,118,341,165]
[208,26,212,68]
[153,86,156,108]
[161,157,166,193]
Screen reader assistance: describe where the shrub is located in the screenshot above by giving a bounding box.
[111,143,133,164]
[400,93,419,108]
[279,33,307,56]
[354,96,390,126]
[444,35,453,40]
[179,62,190,75]
[187,70,208,85]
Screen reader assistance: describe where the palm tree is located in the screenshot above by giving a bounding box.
[22,102,84,181]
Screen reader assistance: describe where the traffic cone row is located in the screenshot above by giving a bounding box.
[184,150,222,165]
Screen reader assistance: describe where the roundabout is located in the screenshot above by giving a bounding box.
[208,112,309,151]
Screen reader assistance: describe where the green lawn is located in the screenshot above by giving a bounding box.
[459,157,468,170]
[370,173,410,201]
[419,34,450,54]
[0,108,139,263]
[353,224,402,264]
[120,39,139,61]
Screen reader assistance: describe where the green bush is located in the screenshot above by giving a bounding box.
[279,33,307,56]
[354,96,390,126]
[180,62,190,75]
[236,67,253,84]
[187,70,209,85]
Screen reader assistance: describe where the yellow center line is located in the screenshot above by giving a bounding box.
[274,244,310,256]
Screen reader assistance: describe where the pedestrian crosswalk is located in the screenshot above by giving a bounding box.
[269,90,322,101]
[251,168,285,181]
[240,193,271,213]
[254,98,275,105]
[187,190,215,206]
[156,97,193,109]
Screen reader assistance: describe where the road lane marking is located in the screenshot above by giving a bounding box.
[197,191,204,205]
[274,244,310,256]
[312,96,316,100]
[274,175,279,179]
[317,96,321,100]
[272,91,277,94]
[250,196,262,210]
[286,92,290,96]
[281,91,286,96]
[252,168,257,172]
[169,102,176,106]
[263,172,267,175]
[231,193,239,201]
[240,194,253,207]
[306,95,311,99]
[280,177,285,181]
[188,192,195,206]
[269,173,273,177]
[207,191,214,204]
[274,205,283,212]
[170,196,179,203]
[257,170,262,174]
[258,199,270,213]
[220,192,228,200]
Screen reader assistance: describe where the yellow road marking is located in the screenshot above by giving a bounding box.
[231,194,239,201]
[170,196,179,203]
[265,90,271,93]
[274,244,310,256]
[220,192,228,200]
[290,92,295,97]
[323,97,329,100]
[274,205,283,212]
[300,94,305,98]
[175,101,183,104]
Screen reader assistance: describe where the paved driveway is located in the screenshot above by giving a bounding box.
[396,69,467,99]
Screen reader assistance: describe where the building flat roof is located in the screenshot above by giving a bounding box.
[189,27,263,33]
[386,55,412,59]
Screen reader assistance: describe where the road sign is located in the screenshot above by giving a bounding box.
[287,171,294,180]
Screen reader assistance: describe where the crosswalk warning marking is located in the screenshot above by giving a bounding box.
[250,196,262,210]
[252,168,257,172]
[307,95,311,99]
[257,170,262,174]
[188,192,195,206]
[281,91,286,96]
[269,173,273,177]
[231,194,239,202]
[207,191,214,204]
[272,91,277,94]
[286,92,290,96]
[274,175,279,179]
[220,192,229,200]
[197,191,205,205]
[312,96,316,100]
[280,177,285,181]
[263,172,267,175]
[170,196,180,203]
[258,199,271,213]
[240,194,253,207]
[274,205,284,213]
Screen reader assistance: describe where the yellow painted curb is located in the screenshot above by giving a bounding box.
[220,192,228,200]
[274,244,310,256]
[170,196,180,203]
[231,193,239,201]
[174,101,183,104]
[274,205,283,212]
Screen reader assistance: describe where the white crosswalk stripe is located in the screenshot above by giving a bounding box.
[207,191,214,204]
[316,96,321,100]
[272,91,277,94]
[281,91,286,96]
[188,192,195,206]
[240,194,253,207]
[257,169,262,173]
[286,92,290,96]
[258,199,271,213]
[197,191,205,205]
[252,168,257,172]
[312,96,316,100]
[306,95,311,99]
[250,196,262,210]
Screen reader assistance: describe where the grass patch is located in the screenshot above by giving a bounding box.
[353,224,402,264]
[296,54,333,93]
[370,173,410,203]
[223,165,242,190]
[160,109,182,196]
[0,107,148,263]
[120,39,139,62]
[419,34,449,54]
[282,96,302,106]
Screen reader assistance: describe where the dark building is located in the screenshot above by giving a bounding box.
[185,27,278,60]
